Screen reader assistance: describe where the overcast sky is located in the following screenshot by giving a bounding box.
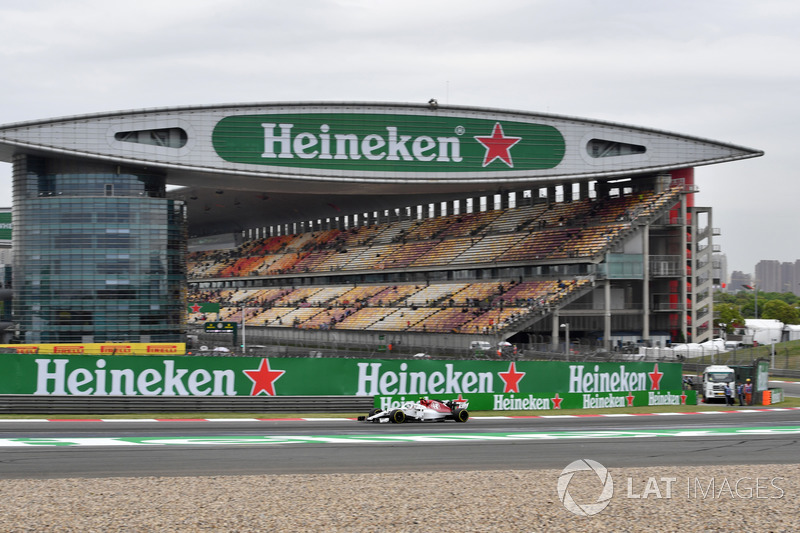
[0,0,797,276]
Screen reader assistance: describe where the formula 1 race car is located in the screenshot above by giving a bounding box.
[358,398,470,423]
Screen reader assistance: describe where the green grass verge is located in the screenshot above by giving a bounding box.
[687,339,800,371]
[1,396,797,419]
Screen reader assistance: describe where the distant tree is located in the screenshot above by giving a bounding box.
[763,291,797,305]
[714,303,745,332]
[761,299,800,325]
[716,291,743,305]
[716,289,799,320]
[739,299,756,319]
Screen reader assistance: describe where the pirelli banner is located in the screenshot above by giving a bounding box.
[0,343,186,356]
[0,355,694,410]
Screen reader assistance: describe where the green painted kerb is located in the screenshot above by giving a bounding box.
[212,113,565,172]
[3,427,797,447]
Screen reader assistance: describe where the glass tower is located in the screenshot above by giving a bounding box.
[12,155,186,343]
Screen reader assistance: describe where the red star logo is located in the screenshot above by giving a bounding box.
[680,392,687,405]
[190,303,201,313]
[243,359,285,396]
[551,393,563,409]
[649,364,664,390]
[498,362,525,393]
[626,392,635,407]
[474,122,522,167]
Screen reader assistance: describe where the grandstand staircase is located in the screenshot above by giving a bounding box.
[492,189,684,340]
[496,277,596,339]
[583,186,683,262]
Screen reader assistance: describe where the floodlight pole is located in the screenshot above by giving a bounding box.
[753,281,758,319]
[241,307,247,354]
[744,282,758,319]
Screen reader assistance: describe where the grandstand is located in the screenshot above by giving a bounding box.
[187,176,714,355]
[0,102,761,348]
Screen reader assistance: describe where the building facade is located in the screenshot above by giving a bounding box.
[10,155,186,343]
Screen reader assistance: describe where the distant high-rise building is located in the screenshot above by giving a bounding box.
[713,253,728,290]
[781,262,795,295]
[749,259,800,295]
[788,260,800,296]
[729,270,751,293]
[755,260,781,293]
[795,260,800,296]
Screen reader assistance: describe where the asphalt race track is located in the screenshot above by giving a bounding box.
[1,408,799,479]
[771,379,800,397]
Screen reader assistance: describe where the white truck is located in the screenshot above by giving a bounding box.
[701,364,736,402]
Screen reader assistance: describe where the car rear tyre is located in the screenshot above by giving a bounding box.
[389,409,406,423]
[453,408,469,422]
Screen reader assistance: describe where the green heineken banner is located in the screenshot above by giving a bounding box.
[0,355,693,411]
[188,302,220,313]
[366,360,695,410]
[212,113,565,172]
[0,211,10,241]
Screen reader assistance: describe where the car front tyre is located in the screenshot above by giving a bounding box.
[389,409,406,423]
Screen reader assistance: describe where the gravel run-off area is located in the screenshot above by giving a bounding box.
[0,464,797,532]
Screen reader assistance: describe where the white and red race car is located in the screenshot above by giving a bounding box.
[358,398,469,423]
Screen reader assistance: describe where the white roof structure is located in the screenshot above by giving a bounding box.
[0,102,763,237]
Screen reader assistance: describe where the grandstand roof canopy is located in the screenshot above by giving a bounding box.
[0,102,763,237]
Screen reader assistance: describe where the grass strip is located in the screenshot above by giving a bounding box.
[1,396,797,419]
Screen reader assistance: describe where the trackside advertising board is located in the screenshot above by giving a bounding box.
[0,355,694,410]
[0,343,186,356]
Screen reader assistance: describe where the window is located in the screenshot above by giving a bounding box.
[114,128,187,148]
[587,139,646,158]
